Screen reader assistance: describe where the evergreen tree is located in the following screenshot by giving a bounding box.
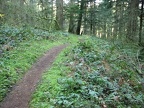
[56,0,64,30]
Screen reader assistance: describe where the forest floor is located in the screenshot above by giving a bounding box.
[0,44,67,108]
[0,26,143,107]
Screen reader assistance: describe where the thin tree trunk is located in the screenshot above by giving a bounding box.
[56,0,63,30]
[20,0,25,24]
[90,1,93,35]
[51,0,54,19]
[83,2,88,34]
[76,0,85,35]
[113,0,118,39]
[68,0,75,33]
[139,0,144,45]
[92,1,96,36]
[119,1,124,39]
[102,21,106,38]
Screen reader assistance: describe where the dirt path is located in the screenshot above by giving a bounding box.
[0,45,67,108]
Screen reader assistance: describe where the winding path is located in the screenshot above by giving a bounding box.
[0,45,66,108]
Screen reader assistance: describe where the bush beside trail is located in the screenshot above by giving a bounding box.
[31,37,144,108]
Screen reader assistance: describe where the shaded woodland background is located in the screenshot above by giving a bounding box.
[0,0,144,47]
[0,1,144,107]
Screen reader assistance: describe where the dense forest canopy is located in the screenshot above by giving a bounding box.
[0,0,143,42]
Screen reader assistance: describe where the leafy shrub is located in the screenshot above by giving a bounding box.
[53,38,144,108]
[0,25,58,56]
[0,25,70,102]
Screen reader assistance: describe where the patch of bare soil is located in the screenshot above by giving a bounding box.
[0,45,66,108]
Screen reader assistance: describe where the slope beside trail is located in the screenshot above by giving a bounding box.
[0,44,67,108]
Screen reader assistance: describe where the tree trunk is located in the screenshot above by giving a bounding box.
[92,1,96,36]
[113,0,119,39]
[118,1,124,39]
[68,0,75,33]
[56,0,63,30]
[20,0,24,24]
[139,0,144,45]
[51,0,54,19]
[126,0,139,41]
[76,0,85,35]
[83,2,88,34]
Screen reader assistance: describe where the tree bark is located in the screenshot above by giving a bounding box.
[113,0,118,39]
[56,0,63,30]
[51,0,54,19]
[76,0,85,35]
[92,1,96,36]
[83,1,88,34]
[126,0,139,41]
[68,0,75,33]
[139,0,144,45]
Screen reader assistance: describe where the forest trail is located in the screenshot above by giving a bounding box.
[0,44,67,108]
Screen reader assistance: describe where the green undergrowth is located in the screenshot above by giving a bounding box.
[30,46,72,108]
[0,25,79,54]
[0,25,80,102]
[0,40,62,102]
[30,37,144,108]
